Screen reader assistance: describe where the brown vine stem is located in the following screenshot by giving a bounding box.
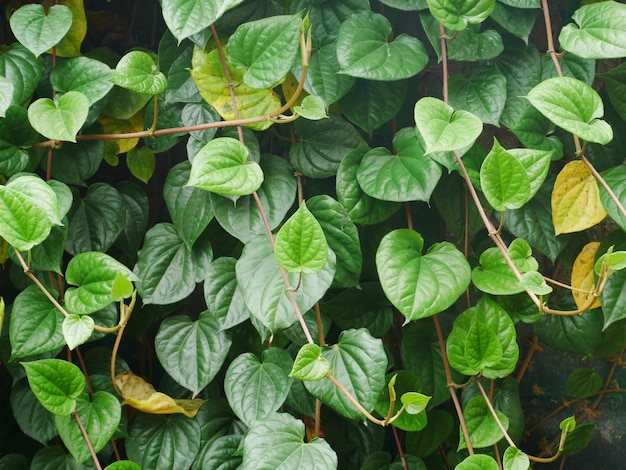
[391,425,408,470]
[475,377,517,449]
[73,410,103,470]
[325,373,384,425]
[111,293,136,395]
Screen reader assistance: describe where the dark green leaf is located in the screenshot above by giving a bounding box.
[565,368,603,398]
[10,378,57,444]
[0,44,44,106]
[22,359,85,416]
[427,0,496,31]
[449,67,507,126]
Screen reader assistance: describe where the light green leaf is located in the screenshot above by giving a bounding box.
[275,202,328,274]
[187,137,264,197]
[560,416,576,432]
[376,229,471,321]
[337,11,428,80]
[62,314,94,350]
[559,1,626,59]
[0,76,13,117]
[449,67,507,126]
[526,76,613,145]
[427,0,496,31]
[520,271,553,295]
[22,359,85,416]
[155,310,232,395]
[7,173,62,225]
[65,251,137,315]
[375,371,428,432]
[28,91,89,142]
[110,50,166,95]
[0,44,44,106]
[459,395,509,450]
[448,28,503,62]
[414,97,483,154]
[503,447,530,470]
[456,454,499,470]
[104,462,142,470]
[290,344,330,381]
[9,4,72,58]
[242,412,337,470]
[161,0,246,41]
[50,56,114,105]
[111,271,134,301]
[294,95,328,120]
[226,14,302,89]
[464,320,503,371]
[55,391,121,466]
[401,392,431,415]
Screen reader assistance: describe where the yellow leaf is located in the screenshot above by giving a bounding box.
[281,71,306,109]
[0,237,9,266]
[552,161,607,234]
[114,371,205,418]
[190,46,280,131]
[571,241,601,310]
[55,0,86,57]
[98,111,144,155]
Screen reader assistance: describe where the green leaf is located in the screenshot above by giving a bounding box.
[599,165,626,233]
[162,0,246,41]
[155,310,232,395]
[187,137,264,197]
[0,106,39,177]
[559,1,626,59]
[520,271,553,295]
[126,147,155,184]
[225,349,293,426]
[356,128,442,203]
[64,251,137,315]
[405,409,454,458]
[456,454,499,470]
[111,272,134,301]
[459,395,509,450]
[304,328,387,420]
[10,378,58,444]
[337,11,427,80]
[194,435,242,470]
[379,0,427,10]
[449,67,507,126]
[600,62,626,123]
[236,234,335,333]
[0,44,44,106]
[560,415,577,432]
[126,413,201,470]
[401,392,431,415]
[376,229,471,321]
[0,76,13,117]
[275,202,328,274]
[28,91,89,142]
[526,77,613,145]
[414,97,483,154]
[599,269,626,330]
[115,181,150,256]
[134,223,197,305]
[375,371,428,432]
[104,462,142,470]
[203,257,250,329]
[111,50,167,95]
[164,161,213,248]
[50,56,114,105]
[490,3,536,44]
[22,359,85,416]
[447,297,519,379]
[294,95,329,121]
[427,0,496,31]
[227,14,301,89]
[290,115,365,178]
[565,368,603,399]
[62,314,94,350]
[560,423,594,456]
[242,412,337,469]
[480,139,530,211]
[503,447,530,470]
[448,28,503,62]
[9,4,72,58]
[290,344,330,381]
[55,391,121,466]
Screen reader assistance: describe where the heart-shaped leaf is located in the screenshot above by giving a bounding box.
[161,0,246,41]
[337,11,428,81]
[0,44,44,106]
[456,455,499,470]
[356,127,442,202]
[187,137,263,197]
[290,344,330,381]
[62,314,95,350]
[50,56,114,105]
[155,310,232,395]
[449,67,507,126]
[294,95,328,121]
[376,229,471,321]
[9,4,73,58]
[55,391,121,466]
[459,395,509,449]
[111,50,167,95]
[414,97,483,154]
[22,359,85,416]
[0,76,13,117]
[503,447,530,470]
[28,91,89,142]
[427,0,496,31]
[526,77,613,144]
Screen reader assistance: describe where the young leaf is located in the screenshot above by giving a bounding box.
[110,50,167,95]
[294,95,328,121]
[526,77,613,145]
[414,97,483,154]
[187,137,264,197]
[520,271,553,295]
[28,91,89,142]
[376,229,471,321]
[62,314,95,350]
[22,359,85,416]
[427,0,496,31]
[337,11,428,80]
[401,392,431,415]
[274,202,329,274]
[290,344,331,381]
[9,4,73,58]
[503,447,530,470]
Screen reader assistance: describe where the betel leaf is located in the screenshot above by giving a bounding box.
[116,181,150,256]
[161,0,246,41]
[552,160,607,235]
[427,0,496,31]
[449,67,507,126]
[304,328,387,420]
[225,349,293,427]
[503,446,530,470]
[490,3,536,44]
[9,4,72,58]
[64,251,137,315]
[414,97,483,154]
[356,127,442,203]
[55,391,121,466]
[203,257,250,329]
[226,14,302,89]
[236,234,335,333]
[0,105,39,177]
[448,27,503,62]
[599,268,626,331]
[571,242,601,310]
[447,297,519,379]
[9,286,65,360]
[22,359,85,416]
[375,371,428,432]
[293,95,328,121]
[459,395,509,450]
[111,50,167,95]
[0,43,44,106]
[28,91,89,142]
[274,202,328,274]
[29,446,79,470]
[62,314,94,350]
[565,368,603,399]
[526,77,613,145]
[559,1,626,59]
[194,435,242,469]
[599,165,626,232]
[242,412,337,470]
[336,11,427,81]
[290,343,330,381]
[50,56,114,105]
[155,310,232,395]
[376,229,471,321]
[187,137,264,197]
[0,74,13,117]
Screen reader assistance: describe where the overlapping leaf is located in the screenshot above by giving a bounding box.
[426,0,496,31]
[161,0,246,41]
[22,359,85,416]
[28,91,89,142]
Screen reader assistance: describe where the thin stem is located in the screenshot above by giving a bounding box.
[325,373,384,425]
[315,399,322,438]
[580,153,626,221]
[391,425,408,470]
[75,347,94,396]
[516,335,542,383]
[111,293,136,394]
[405,203,414,231]
[314,302,325,346]
[73,410,103,470]
[475,377,517,449]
